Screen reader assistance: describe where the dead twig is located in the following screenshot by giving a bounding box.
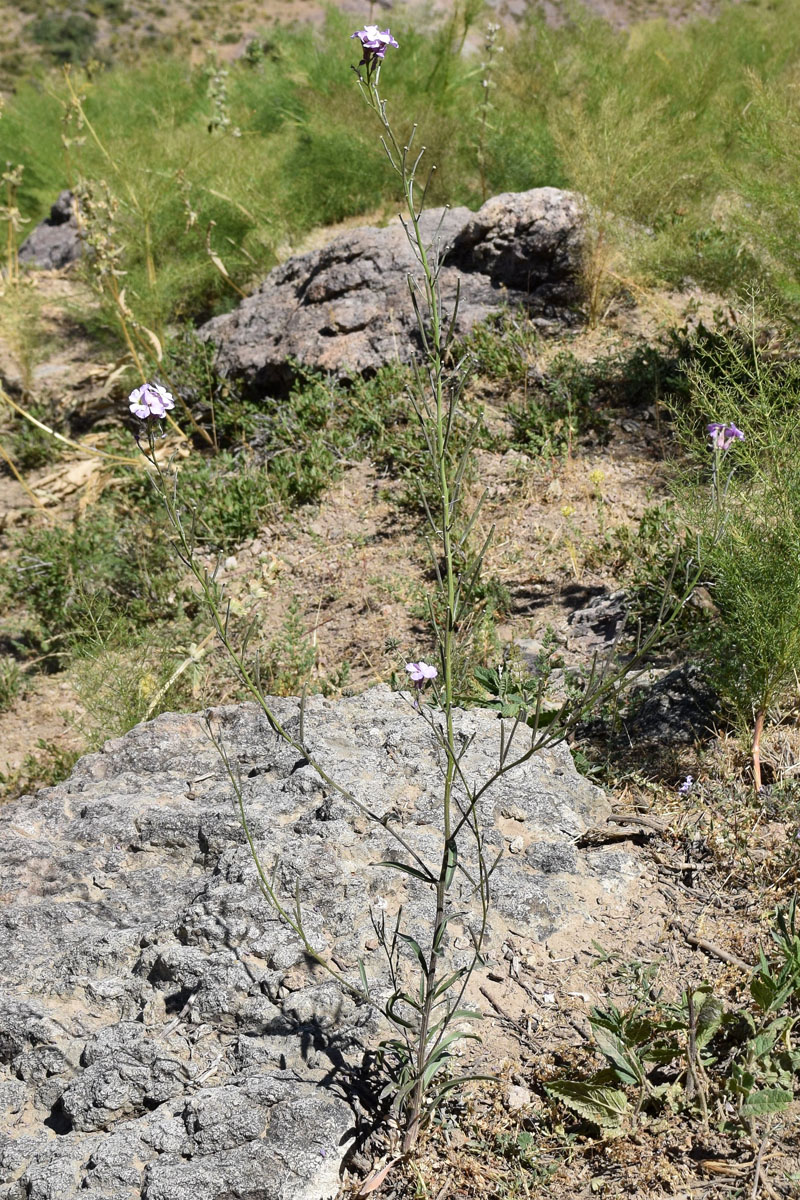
[751,1123,781,1200]
[668,917,751,971]
[607,812,670,833]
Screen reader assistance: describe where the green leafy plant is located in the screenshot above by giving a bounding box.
[0,738,81,803]
[0,503,183,662]
[547,901,800,1136]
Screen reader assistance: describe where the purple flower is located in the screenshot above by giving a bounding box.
[405,661,437,709]
[351,25,399,66]
[707,422,744,451]
[129,382,175,421]
[406,661,438,684]
[678,775,694,794]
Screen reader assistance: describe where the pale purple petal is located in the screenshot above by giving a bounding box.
[128,381,176,422]
[708,421,744,451]
[351,25,398,62]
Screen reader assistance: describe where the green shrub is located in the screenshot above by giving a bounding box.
[0,658,24,713]
[30,13,97,64]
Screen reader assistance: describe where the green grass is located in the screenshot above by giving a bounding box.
[0,657,24,713]
[3,1,800,344]
[0,739,81,802]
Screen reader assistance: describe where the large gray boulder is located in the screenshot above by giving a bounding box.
[0,686,641,1200]
[201,187,584,394]
[18,191,83,271]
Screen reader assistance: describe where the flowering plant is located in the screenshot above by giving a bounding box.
[128,382,175,421]
[351,25,399,73]
[707,421,744,452]
[128,21,714,1164]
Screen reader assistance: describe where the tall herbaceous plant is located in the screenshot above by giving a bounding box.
[129,27,708,1154]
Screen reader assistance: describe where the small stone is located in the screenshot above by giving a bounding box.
[501,805,526,822]
[508,835,524,855]
[506,1084,532,1112]
[224,555,238,570]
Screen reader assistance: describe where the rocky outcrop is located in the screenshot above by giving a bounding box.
[201,187,584,394]
[0,686,643,1199]
[18,191,83,271]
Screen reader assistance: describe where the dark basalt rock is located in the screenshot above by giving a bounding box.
[18,191,83,271]
[567,590,628,653]
[201,187,585,395]
[627,663,717,747]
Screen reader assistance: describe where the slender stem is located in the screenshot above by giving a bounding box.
[357,63,473,1148]
[753,707,765,794]
[0,436,49,513]
[1,384,140,465]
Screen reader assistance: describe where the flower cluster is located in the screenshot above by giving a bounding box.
[129,382,175,421]
[351,25,398,71]
[707,422,744,451]
[678,774,694,795]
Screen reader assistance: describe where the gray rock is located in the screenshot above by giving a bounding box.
[0,686,645,1198]
[201,188,584,393]
[18,191,83,270]
[626,663,716,746]
[567,590,627,653]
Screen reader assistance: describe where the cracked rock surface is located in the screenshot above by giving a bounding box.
[201,188,584,393]
[0,686,641,1199]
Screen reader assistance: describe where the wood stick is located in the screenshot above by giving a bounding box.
[668,917,750,971]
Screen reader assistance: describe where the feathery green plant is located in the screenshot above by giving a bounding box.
[670,317,800,790]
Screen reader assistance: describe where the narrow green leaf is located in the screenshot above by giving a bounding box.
[432,968,467,999]
[592,1027,644,1088]
[386,993,419,1029]
[358,957,370,1000]
[443,838,458,890]
[432,915,449,955]
[392,1076,419,1108]
[425,1029,480,1066]
[429,1073,495,1105]
[399,933,429,976]
[378,860,436,884]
